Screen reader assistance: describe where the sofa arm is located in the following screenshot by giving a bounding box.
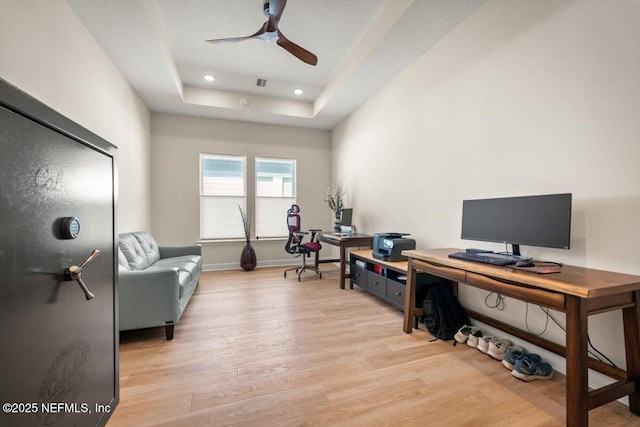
[118,268,180,332]
[159,244,202,258]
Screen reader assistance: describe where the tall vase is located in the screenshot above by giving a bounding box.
[334,209,342,231]
[240,242,257,271]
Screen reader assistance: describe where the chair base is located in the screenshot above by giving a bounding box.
[284,254,322,281]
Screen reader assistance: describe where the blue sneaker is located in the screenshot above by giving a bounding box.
[502,346,540,370]
[512,354,554,381]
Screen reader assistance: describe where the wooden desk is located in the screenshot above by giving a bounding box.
[316,232,373,289]
[402,248,640,427]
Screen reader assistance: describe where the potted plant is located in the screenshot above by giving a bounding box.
[238,205,256,271]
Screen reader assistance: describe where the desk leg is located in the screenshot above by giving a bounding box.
[566,295,589,427]
[403,259,416,334]
[623,290,640,415]
[339,243,346,289]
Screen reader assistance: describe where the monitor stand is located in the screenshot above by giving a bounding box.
[512,244,521,256]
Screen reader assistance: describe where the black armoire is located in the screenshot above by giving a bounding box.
[0,79,118,426]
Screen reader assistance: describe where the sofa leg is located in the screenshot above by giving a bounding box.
[165,322,174,340]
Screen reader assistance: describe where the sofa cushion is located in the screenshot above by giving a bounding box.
[133,231,161,265]
[117,248,131,271]
[146,257,200,296]
[150,256,200,274]
[118,233,150,270]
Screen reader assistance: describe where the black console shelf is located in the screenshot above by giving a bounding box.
[349,250,431,315]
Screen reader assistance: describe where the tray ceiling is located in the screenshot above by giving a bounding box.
[68,0,485,130]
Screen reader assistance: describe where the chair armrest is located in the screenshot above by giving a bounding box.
[118,268,181,330]
[308,229,321,240]
[159,244,202,258]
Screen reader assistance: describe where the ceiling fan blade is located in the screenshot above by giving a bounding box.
[206,35,257,45]
[277,32,318,66]
[206,21,268,44]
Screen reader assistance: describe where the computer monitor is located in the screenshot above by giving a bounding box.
[461,193,572,256]
[340,208,353,227]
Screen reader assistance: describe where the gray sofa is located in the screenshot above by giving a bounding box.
[118,231,202,339]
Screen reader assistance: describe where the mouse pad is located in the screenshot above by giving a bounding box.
[515,265,562,274]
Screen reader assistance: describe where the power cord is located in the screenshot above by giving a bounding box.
[484,296,617,368]
[536,306,617,368]
[525,302,550,336]
[524,304,617,368]
[484,292,506,311]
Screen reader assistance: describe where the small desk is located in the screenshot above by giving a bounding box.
[402,248,640,427]
[316,232,373,289]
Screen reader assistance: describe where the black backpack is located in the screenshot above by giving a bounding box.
[422,280,470,342]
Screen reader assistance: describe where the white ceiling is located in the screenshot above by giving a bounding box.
[68,0,485,130]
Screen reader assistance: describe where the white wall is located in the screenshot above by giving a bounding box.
[332,0,639,394]
[151,113,332,269]
[0,0,151,233]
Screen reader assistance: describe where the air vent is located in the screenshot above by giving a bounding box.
[256,78,267,87]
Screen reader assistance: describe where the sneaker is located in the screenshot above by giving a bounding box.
[466,328,482,348]
[454,325,473,344]
[511,355,554,381]
[487,338,512,361]
[502,346,540,370]
[477,335,495,353]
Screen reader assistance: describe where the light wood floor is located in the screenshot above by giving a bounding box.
[109,266,640,426]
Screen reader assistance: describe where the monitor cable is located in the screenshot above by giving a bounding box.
[484,292,617,368]
[526,304,617,368]
[484,292,506,311]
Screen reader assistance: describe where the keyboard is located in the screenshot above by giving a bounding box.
[448,251,516,266]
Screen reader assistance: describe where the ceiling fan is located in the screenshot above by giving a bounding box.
[206,0,318,66]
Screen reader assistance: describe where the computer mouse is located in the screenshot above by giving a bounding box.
[516,260,535,268]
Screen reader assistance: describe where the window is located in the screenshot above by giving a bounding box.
[255,157,296,238]
[199,154,296,240]
[200,154,246,239]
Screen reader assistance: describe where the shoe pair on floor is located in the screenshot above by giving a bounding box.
[454,325,554,382]
[454,325,511,360]
[503,346,554,381]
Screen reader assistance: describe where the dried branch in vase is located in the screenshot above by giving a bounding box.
[324,181,344,213]
[238,205,251,243]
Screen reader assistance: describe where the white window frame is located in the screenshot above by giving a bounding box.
[255,157,297,239]
[199,153,247,240]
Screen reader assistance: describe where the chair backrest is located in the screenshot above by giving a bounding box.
[287,204,301,233]
[285,204,302,254]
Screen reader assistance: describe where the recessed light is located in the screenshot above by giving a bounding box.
[203,74,215,82]
[294,88,303,95]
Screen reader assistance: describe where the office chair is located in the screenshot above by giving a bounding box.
[284,204,322,281]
